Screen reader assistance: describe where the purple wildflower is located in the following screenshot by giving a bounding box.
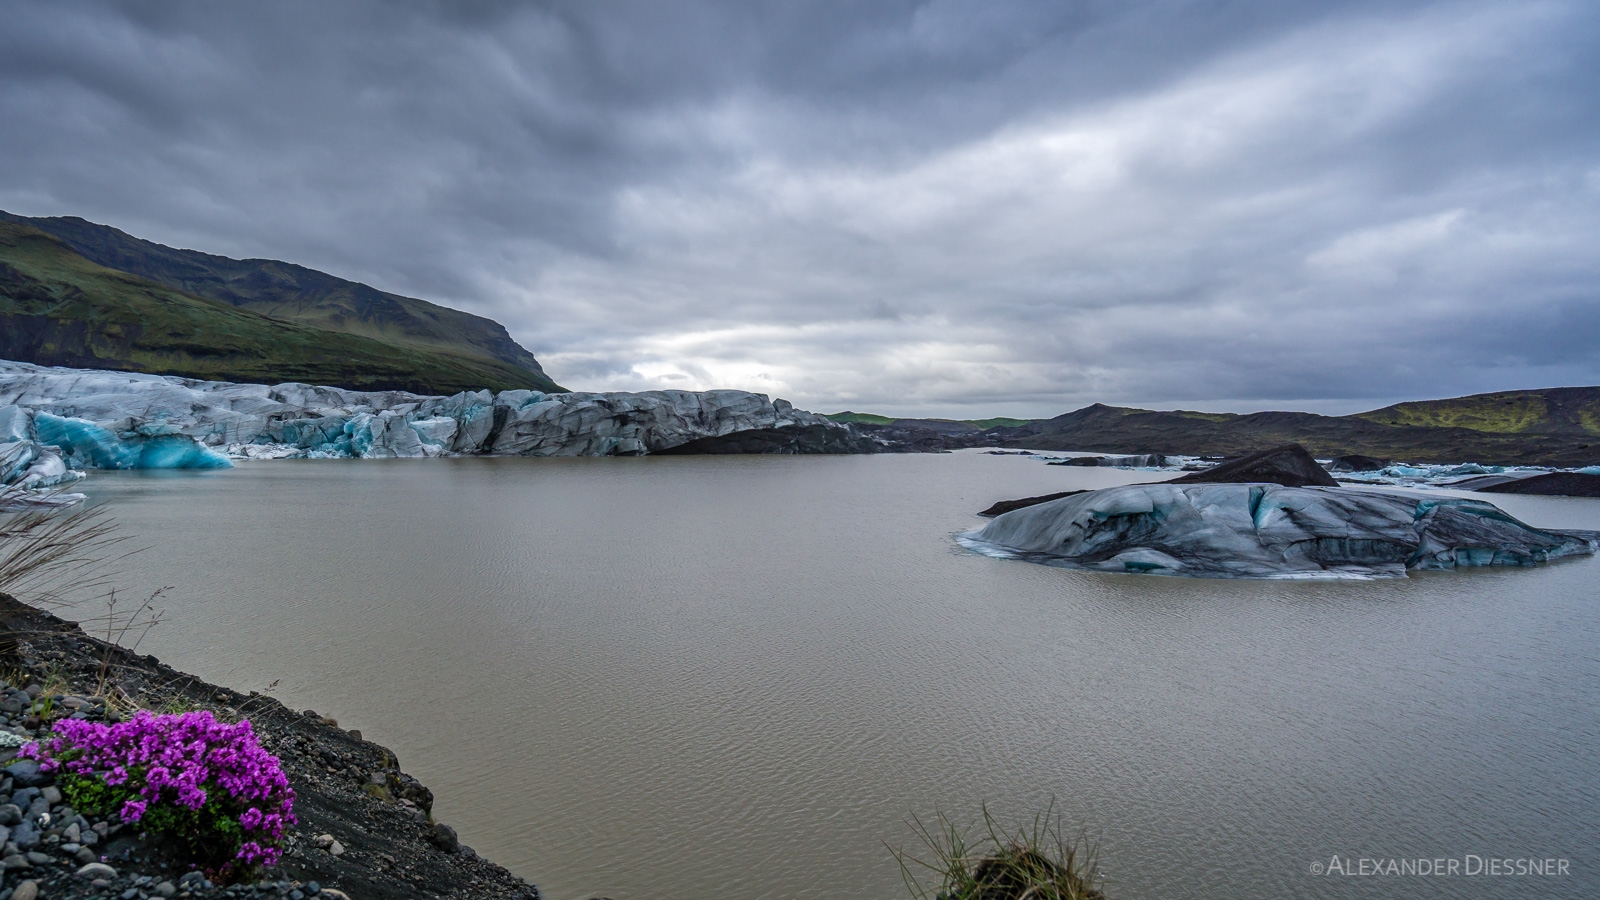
[23,710,296,871]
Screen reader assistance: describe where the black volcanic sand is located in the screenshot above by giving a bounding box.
[0,594,540,900]
[1478,472,1600,498]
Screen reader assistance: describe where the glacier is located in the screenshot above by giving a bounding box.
[0,360,849,466]
[957,483,1599,579]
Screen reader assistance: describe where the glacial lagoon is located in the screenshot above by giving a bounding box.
[74,451,1599,899]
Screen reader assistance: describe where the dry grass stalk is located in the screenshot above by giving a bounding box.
[0,485,131,608]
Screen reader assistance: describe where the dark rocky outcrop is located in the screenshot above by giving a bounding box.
[655,424,881,455]
[976,491,1087,518]
[1476,472,1600,498]
[1169,444,1338,488]
[884,419,981,435]
[1051,456,1107,467]
[1327,454,1388,472]
[1048,454,1168,468]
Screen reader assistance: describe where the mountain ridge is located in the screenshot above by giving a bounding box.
[0,211,559,392]
[836,388,1600,467]
[0,220,562,394]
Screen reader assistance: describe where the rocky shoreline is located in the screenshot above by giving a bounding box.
[0,594,539,900]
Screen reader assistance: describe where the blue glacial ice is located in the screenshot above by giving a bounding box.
[31,414,231,470]
[0,360,842,466]
[959,483,1600,579]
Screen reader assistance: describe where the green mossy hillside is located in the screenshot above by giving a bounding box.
[0,221,562,395]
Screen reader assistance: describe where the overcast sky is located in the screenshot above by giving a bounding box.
[3,1,1597,417]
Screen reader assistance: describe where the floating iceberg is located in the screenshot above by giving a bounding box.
[958,483,1599,579]
[0,360,849,464]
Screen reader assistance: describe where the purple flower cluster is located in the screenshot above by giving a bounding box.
[22,710,296,868]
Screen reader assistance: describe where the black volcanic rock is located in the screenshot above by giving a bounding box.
[847,421,981,452]
[1048,453,1168,468]
[1169,443,1338,488]
[977,490,1087,518]
[1327,454,1388,472]
[1476,472,1600,498]
[889,418,981,434]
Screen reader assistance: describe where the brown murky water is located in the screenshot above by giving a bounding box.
[73,452,1600,899]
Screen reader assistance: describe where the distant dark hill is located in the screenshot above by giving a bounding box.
[1357,388,1600,437]
[0,221,560,394]
[0,211,560,392]
[978,391,1600,468]
[820,388,1600,467]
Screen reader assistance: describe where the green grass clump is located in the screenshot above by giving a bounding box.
[892,803,1104,900]
[826,411,899,425]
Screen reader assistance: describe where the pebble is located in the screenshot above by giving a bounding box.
[425,822,459,853]
[11,881,38,900]
[2,761,47,788]
[78,861,119,879]
[153,881,176,897]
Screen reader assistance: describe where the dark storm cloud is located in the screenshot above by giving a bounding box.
[2,0,1597,416]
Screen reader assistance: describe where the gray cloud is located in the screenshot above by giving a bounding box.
[2,0,1597,416]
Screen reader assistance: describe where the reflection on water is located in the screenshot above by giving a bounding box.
[78,453,1600,900]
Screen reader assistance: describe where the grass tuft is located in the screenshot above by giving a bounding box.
[891,802,1104,900]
